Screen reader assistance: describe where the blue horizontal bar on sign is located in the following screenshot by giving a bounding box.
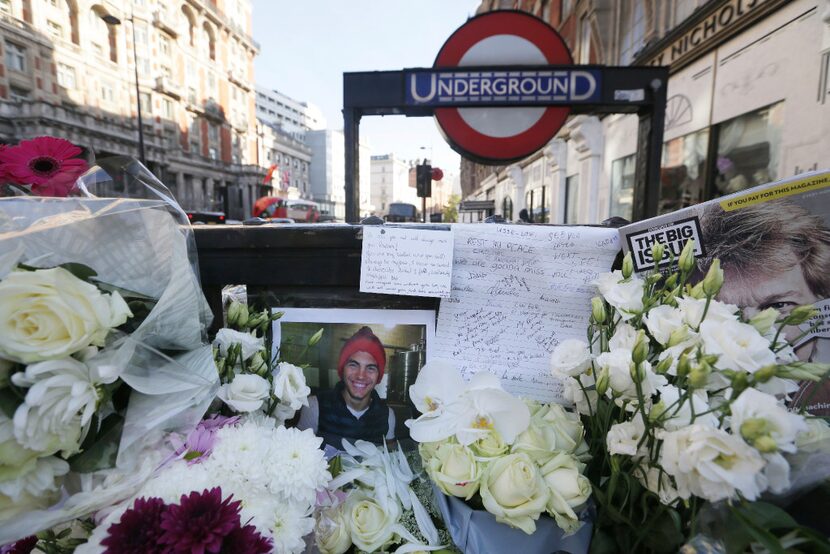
[404,69,602,106]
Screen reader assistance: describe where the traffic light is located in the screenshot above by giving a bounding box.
[416,162,432,198]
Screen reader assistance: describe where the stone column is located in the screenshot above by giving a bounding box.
[507,164,525,216]
[543,138,567,223]
[566,116,604,224]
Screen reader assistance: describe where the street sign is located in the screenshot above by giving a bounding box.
[429,10,577,164]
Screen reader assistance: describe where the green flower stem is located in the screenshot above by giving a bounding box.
[576,374,596,419]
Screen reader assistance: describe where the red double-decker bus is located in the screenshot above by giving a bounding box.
[252,197,320,223]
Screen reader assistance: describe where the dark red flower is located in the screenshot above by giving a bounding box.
[219,525,272,554]
[0,536,38,554]
[101,496,169,554]
[0,136,88,196]
[159,488,242,554]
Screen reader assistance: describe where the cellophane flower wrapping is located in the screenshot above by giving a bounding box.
[0,156,218,543]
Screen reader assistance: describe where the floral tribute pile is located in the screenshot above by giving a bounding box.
[405,360,592,537]
[550,240,830,553]
[0,137,89,197]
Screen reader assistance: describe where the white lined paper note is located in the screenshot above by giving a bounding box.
[434,224,619,402]
[360,226,454,298]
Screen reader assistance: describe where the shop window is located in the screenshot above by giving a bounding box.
[502,196,513,221]
[610,154,635,221]
[659,128,708,214]
[713,102,783,197]
[564,174,579,224]
[527,186,549,223]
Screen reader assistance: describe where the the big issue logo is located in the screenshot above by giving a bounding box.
[404,11,601,164]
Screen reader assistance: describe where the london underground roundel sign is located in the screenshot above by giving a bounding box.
[432,11,574,164]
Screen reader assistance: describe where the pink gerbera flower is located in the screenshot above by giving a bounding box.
[0,136,88,196]
[159,488,242,554]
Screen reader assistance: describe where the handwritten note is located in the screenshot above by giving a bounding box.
[434,224,619,402]
[360,226,454,298]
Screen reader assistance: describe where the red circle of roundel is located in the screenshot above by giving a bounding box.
[433,10,573,164]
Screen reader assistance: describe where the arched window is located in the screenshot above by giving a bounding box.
[202,22,216,60]
[502,196,513,221]
[181,5,196,47]
[65,0,79,45]
[89,6,117,62]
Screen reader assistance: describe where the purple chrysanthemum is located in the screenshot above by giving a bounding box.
[172,415,240,464]
[159,488,241,554]
[0,536,38,554]
[101,497,168,554]
[219,524,273,554]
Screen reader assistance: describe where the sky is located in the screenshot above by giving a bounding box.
[251,0,481,175]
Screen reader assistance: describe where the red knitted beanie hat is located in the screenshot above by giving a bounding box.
[337,326,386,383]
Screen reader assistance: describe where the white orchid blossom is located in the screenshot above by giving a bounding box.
[408,358,465,417]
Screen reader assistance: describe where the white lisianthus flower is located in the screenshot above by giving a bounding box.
[213,328,264,361]
[594,271,644,320]
[11,357,103,454]
[643,305,685,346]
[346,490,400,553]
[748,307,780,336]
[652,384,717,430]
[676,297,739,328]
[700,319,776,374]
[549,339,592,378]
[756,452,791,495]
[659,424,765,502]
[216,373,270,412]
[596,350,666,404]
[606,413,646,457]
[632,464,679,506]
[316,502,352,554]
[408,358,466,417]
[795,418,830,453]
[540,452,591,536]
[480,452,550,534]
[427,442,482,500]
[562,375,597,416]
[729,388,807,453]
[0,267,132,364]
[272,362,311,410]
[609,323,638,351]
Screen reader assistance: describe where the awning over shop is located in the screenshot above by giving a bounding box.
[459,200,495,212]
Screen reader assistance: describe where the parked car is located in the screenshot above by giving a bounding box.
[186,211,226,224]
[385,203,418,222]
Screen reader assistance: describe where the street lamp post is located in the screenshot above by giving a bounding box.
[101,12,146,166]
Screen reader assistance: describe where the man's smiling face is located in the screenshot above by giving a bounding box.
[342,350,379,404]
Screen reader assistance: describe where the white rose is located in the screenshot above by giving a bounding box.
[700,320,775,374]
[606,414,646,457]
[795,418,830,453]
[427,442,482,500]
[213,328,263,361]
[729,388,807,453]
[539,403,584,454]
[659,424,765,502]
[272,362,311,411]
[480,453,550,535]
[594,270,644,320]
[540,452,591,535]
[469,430,509,459]
[676,297,739,328]
[609,323,638,351]
[0,267,132,363]
[511,418,559,464]
[549,339,592,378]
[346,491,400,553]
[217,373,270,412]
[316,503,352,554]
[643,305,685,346]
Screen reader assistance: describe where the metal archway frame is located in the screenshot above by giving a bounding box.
[343,64,669,223]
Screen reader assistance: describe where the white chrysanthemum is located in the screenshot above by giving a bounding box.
[266,426,330,506]
[0,455,68,501]
[246,499,314,554]
[202,420,274,495]
[139,459,212,503]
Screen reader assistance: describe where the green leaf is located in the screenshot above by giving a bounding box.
[731,505,787,554]
[67,413,123,473]
[0,387,21,418]
[740,501,798,530]
[94,281,155,301]
[58,262,98,282]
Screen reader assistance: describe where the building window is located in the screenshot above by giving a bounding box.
[140,92,152,114]
[134,22,148,45]
[162,98,173,118]
[100,81,114,103]
[57,63,76,88]
[5,42,25,72]
[161,65,172,79]
[609,155,636,221]
[47,20,63,40]
[209,147,217,160]
[160,35,171,57]
[189,119,200,151]
[660,129,708,214]
[502,196,513,221]
[0,0,11,14]
[619,1,646,65]
[564,174,579,224]
[713,102,783,197]
[208,123,218,145]
[9,86,29,102]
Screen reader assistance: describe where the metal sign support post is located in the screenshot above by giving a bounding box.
[343,65,669,224]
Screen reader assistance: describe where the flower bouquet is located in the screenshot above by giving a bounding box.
[0,136,90,197]
[0,144,218,545]
[316,439,454,554]
[405,360,594,554]
[550,240,830,553]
